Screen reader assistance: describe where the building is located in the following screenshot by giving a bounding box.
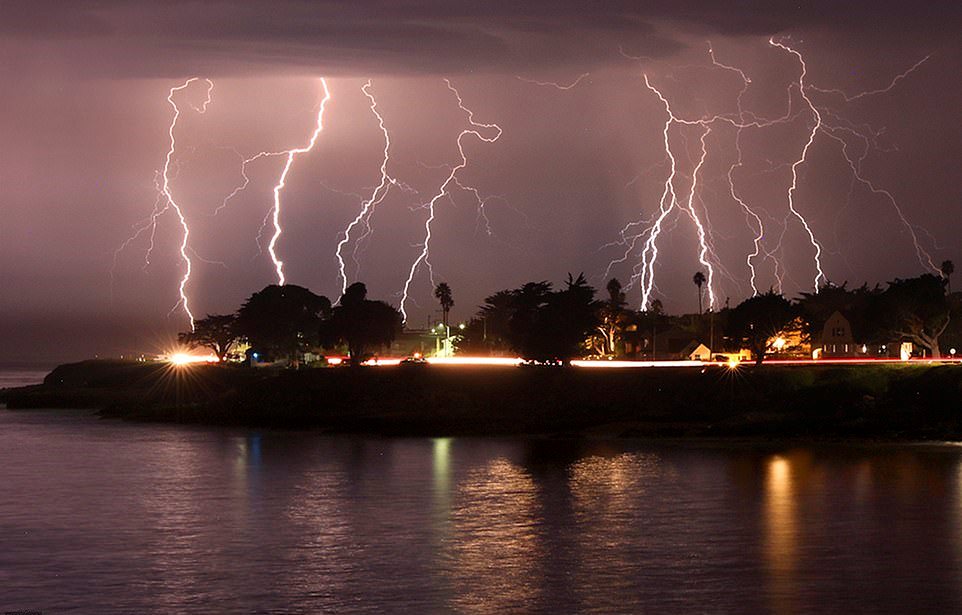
[819,311,856,357]
[812,311,913,360]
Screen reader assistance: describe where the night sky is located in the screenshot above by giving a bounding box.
[2,1,960,361]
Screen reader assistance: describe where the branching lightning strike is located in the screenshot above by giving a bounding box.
[608,37,935,311]
[515,72,590,90]
[266,78,332,285]
[113,77,213,330]
[335,80,400,295]
[399,80,502,322]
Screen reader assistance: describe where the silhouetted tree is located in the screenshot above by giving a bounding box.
[942,260,955,293]
[726,291,796,365]
[462,288,524,354]
[234,284,331,363]
[468,276,599,362]
[693,271,706,315]
[874,274,950,358]
[502,281,551,358]
[178,314,238,362]
[591,278,631,356]
[325,282,402,365]
[508,274,599,362]
[434,282,454,327]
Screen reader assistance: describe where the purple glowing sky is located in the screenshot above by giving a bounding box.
[1,1,960,360]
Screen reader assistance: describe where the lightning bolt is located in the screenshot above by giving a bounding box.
[399,79,502,323]
[632,75,722,310]
[164,78,214,329]
[822,125,939,272]
[515,72,590,90]
[112,78,213,330]
[335,80,400,295]
[709,44,780,297]
[771,39,938,282]
[613,48,798,309]
[264,78,332,285]
[634,75,682,310]
[769,38,827,291]
[609,39,934,308]
[808,55,931,102]
[802,53,939,274]
[683,127,717,309]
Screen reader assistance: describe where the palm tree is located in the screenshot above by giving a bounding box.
[941,260,955,293]
[434,282,454,327]
[692,271,706,315]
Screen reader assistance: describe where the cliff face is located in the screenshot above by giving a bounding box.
[4,360,962,439]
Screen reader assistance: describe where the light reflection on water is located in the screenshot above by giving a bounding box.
[2,410,962,613]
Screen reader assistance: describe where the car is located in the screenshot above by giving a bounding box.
[399,355,428,367]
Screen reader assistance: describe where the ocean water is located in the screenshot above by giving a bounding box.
[2,408,962,613]
[0,364,52,389]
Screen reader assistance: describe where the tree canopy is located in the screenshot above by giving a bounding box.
[177,314,238,362]
[475,274,599,362]
[434,282,454,327]
[726,291,797,365]
[324,282,403,365]
[873,274,951,358]
[234,284,331,361]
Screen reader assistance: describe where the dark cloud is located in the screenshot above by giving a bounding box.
[4,1,959,77]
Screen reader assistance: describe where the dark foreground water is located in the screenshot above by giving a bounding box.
[3,410,962,614]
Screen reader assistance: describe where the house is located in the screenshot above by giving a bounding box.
[819,311,857,357]
[681,341,712,361]
[812,311,912,360]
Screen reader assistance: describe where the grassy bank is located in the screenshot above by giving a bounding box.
[2,360,961,438]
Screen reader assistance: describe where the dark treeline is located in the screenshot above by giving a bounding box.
[179,264,961,366]
[458,269,961,365]
[180,282,402,366]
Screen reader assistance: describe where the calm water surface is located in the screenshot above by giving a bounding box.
[3,408,962,613]
[0,366,50,389]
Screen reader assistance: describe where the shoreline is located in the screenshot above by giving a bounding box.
[2,359,961,440]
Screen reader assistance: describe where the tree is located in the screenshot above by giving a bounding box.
[434,282,454,327]
[942,260,955,293]
[325,282,403,365]
[633,299,668,358]
[874,274,950,358]
[507,274,600,362]
[477,289,519,352]
[591,278,631,356]
[726,291,796,365]
[693,271,706,315]
[234,284,331,363]
[177,314,238,362]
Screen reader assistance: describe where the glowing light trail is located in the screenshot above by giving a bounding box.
[399,80,502,322]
